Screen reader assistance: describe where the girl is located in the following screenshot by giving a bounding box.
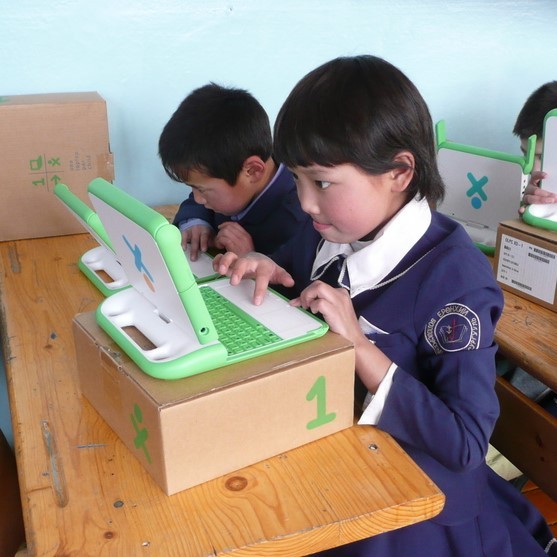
[214,55,557,556]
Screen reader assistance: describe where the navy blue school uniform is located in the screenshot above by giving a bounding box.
[272,199,557,556]
[172,164,308,255]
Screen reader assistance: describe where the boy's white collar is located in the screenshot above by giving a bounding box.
[311,198,432,297]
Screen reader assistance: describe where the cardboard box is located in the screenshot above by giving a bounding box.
[73,312,355,495]
[495,219,557,311]
[0,92,113,241]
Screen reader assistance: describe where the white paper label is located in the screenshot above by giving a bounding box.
[497,233,557,304]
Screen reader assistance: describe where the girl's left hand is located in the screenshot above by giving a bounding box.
[293,281,392,393]
[291,281,362,343]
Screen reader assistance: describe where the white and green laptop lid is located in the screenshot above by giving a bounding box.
[523,109,557,231]
[54,183,129,296]
[436,120,535,255]
[54,183,218,296]
[88,178,328,380]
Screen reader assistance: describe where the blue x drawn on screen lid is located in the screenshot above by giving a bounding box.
[123,235,155,284]
[465,172,489,209]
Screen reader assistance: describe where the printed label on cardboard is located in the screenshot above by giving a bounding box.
[496,233,557,304]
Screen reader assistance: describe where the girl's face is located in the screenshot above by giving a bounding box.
[291,163,410,243]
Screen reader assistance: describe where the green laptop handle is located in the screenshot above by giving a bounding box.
[435,120,536,176]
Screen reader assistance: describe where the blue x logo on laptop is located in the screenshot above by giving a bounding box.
[123,235,155,291]
[465,172,489,209]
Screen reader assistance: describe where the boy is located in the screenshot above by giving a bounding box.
[514,80,557,211]
[158,83,308,261]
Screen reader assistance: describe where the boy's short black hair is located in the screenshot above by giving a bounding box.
[159,83,272,185]
[513,81,557,139]
[274,55,444,205]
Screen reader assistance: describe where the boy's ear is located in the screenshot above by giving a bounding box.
[390,151,415,192]
[242,156,266,181]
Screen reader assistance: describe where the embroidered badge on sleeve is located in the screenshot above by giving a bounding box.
[425,303,480,354]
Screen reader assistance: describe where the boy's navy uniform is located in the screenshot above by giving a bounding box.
[173,164,308,255]
[273,199,557,556]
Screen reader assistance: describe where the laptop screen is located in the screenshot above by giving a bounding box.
[435,120,533,252]
[541,109,557,193]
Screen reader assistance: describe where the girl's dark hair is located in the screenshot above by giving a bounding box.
[159,83,272,185]
[513,81,557,139]
[274,55,444,205]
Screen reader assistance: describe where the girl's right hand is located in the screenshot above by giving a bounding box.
[213,251,294,305]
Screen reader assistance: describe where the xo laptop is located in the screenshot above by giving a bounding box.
[54,183,219,296]
[523,109,557,231]
[54,182,129,296]
[436,120,534,255]
[88,177,328,380]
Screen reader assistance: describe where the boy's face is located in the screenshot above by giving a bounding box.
[520,137,543,173]
[291,163,408,243]
[183,168,254,216]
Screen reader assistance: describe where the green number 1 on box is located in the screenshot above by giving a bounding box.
[306,376,336,430]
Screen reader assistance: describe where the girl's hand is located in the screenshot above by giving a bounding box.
[292,280,361,341]
[292,281,392,393]
[212,251,294,305]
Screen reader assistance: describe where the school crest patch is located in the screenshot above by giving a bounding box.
[425,303,480,354]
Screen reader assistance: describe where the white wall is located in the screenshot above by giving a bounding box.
[2,0,556,205]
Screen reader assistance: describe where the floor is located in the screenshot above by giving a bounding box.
[523,481,557,537]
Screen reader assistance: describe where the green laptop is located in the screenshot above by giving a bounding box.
[88,178,328,380]
[436,120,535,256]
[523,109,557,231]
[54,182,220,296]
[54,182,129,296]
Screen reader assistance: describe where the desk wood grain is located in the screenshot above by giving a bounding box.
[495,289,557,392]
[492,287,557,502]
[0,233,444,557]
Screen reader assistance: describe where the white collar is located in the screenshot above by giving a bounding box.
[311,197,432,297]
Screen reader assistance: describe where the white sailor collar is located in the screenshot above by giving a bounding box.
[311,197,432,297]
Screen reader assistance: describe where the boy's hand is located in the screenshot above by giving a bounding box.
[215,222,255,256]
[213,251,294,305]
[519,171,557,214]
[182,225,215,261]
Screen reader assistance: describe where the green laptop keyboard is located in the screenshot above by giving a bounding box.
[200,287,282,355]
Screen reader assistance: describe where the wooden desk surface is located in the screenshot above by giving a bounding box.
[0,233,444,557]
[491,264,557,502]
[495,289,557,392]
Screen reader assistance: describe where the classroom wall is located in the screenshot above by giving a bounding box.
[2,0,557,207]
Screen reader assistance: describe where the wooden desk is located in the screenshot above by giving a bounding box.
[0,233,444,557]
[492,289,557,501]
[495,289,557,392]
